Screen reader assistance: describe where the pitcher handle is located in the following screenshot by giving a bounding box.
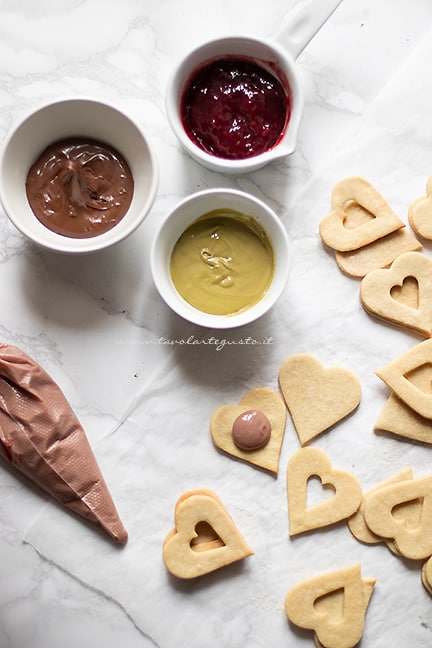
[273,0,343,60]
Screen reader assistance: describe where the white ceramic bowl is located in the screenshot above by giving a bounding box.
[150,188,290,328]
[0,97,158,253]
[165,35,303,175]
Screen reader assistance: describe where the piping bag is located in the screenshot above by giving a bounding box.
[0,343,127,544]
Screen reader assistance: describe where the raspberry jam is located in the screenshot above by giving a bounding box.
[181,58,289,161]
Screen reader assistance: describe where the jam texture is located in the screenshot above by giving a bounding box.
[181,58,289,160]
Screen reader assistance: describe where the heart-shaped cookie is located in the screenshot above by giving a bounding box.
[335,228,422,278]
[408,176,432,240]
[375,391,432,445]
[360,251,432,337]
[284,564,376,648]
[210,387,287,473]
[279,354,361,445]
[422,555,432,596]
[348,468,413,545]
[162,489,253,579]
[375,338,432,419]
[319,176,404,252]
[363,475,432,560]
[287,447,362,535]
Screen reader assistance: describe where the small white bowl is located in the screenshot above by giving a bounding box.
[165,36,303,175]
[150,188,290,329]
[0,97,158,254]
[165,0,343,174]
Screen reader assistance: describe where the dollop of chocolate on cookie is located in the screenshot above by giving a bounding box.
[231,409,271,451]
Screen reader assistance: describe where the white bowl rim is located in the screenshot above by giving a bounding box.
[150,187,291,329]
[0,96,159,254]
[165,35,304,174]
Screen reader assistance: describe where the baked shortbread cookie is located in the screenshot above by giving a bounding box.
[363,475,432,560]
[376,339,432,419]
[319,176,421,278]
[210,387,287,473]
[319,176,405,252]
[421,555,432,596]
[348,468,413,544]
[375,391,432,445]
[408,176,432,240]
[287,447,362,535]
[162,489,253,579]
[335,229,421,278]
[360,251,432,337]
[285,564,376,648]
[279,354,361,445]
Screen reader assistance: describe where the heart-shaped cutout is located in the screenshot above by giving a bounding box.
[285,564,376,648]
[319,176,404,252]
[162,489,253,578]
[287,447,362,535]
[375,338,432,418]
[210,387,287,473]
[360,251,432,337]
[390,276,419,308]
[279,354,361,445]
[363,475,432,560]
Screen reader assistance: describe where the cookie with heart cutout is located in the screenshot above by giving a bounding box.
[162,489,253,579]
[348,467,414,545]
[287,446,362,535]
[279,354,361,446]
[319,176,421,278]
[360,251,432,337]
[374,390,432,445]
[363,474,432,560]
[284,564,376,648]
[375,338,432,419]
[319,176,405,252]
[210,387,287,474]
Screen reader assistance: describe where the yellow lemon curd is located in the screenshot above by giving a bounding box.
[170,209,275,316]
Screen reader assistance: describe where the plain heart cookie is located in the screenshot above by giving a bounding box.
[284,564,376,648]
[210,387,287,473]
[360,251,432,337]
[335,229,422,278]
[279,354,361,445]
[287,447,362,535]
[162,489,253,579]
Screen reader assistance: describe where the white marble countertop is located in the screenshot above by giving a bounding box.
[2,1,432,647]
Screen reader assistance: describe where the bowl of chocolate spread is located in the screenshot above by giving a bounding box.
[150,188,291,329]
[0,98,158,253]
[166,0,342,174]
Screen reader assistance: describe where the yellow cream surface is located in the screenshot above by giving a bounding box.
[170,209,275,316]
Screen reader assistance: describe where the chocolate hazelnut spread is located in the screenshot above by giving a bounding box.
[26,138,134,238]
[231,409,272,451]
[0,344,127,543]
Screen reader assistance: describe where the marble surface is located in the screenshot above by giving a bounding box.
[2,0,432,646]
